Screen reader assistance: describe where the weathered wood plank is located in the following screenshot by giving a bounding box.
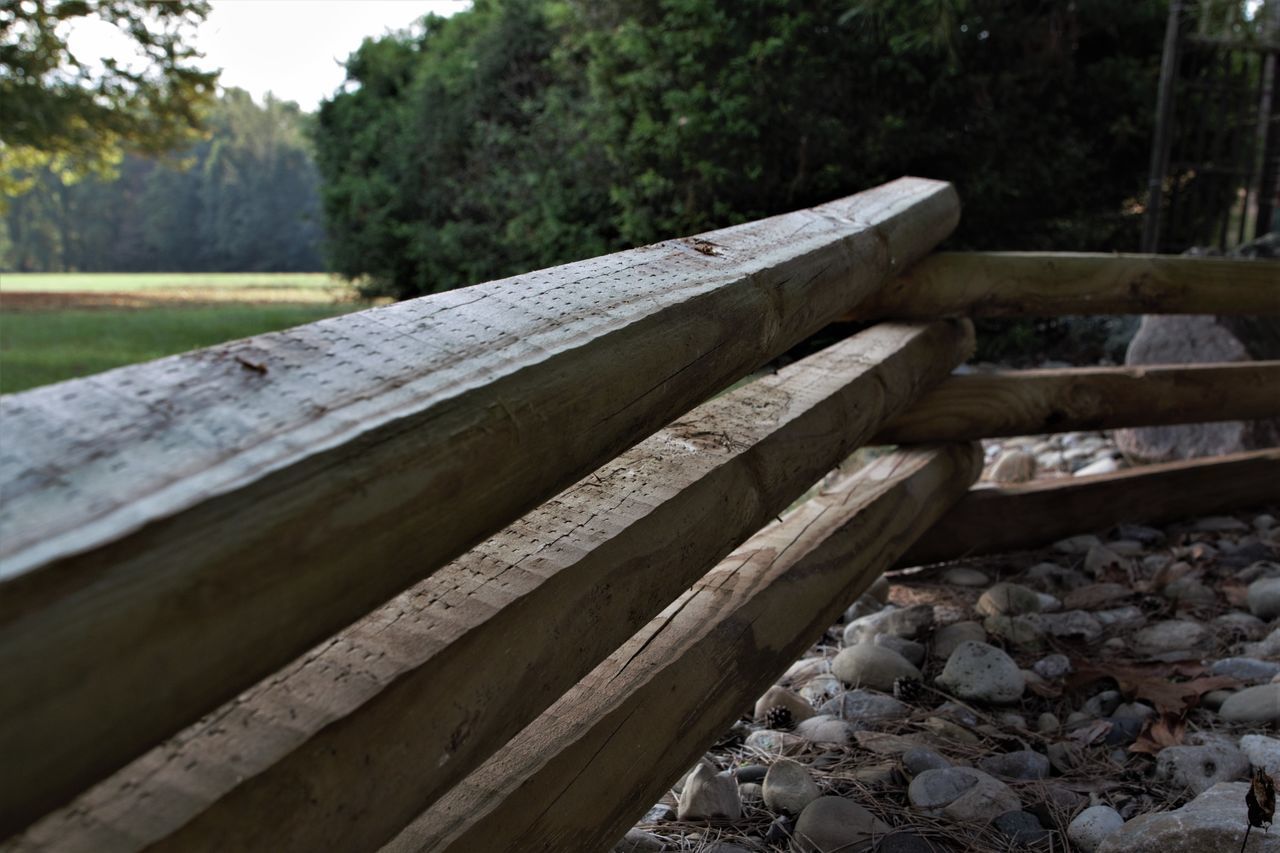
[0,178,959,832]
[381,443,981,853]
[897,448,1280,567]
[874,361,1280,443]
[2,321,972,851]
[847,252,1280,320]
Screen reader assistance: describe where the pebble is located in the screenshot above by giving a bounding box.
[994,809,1051,844]
[1054,534,1102,555]
[1025,562,1088,591]
[794,715,854,746]
[1094,605,1147,630]
[791,796,890,853]
[737,782,761,804]
[754,685,816,724]
[1068,805,1124,853]
[1243,626,1280,658]
[1217,683,1280,724]
[988,449,1037,483]
[1036,712,1060,733]
[1085,543,1125,576]
[1074,456,1121,476]
[873,634,925,667]
[1115,523,1165,544]
[1033,653,1072,679]
[1154,743,1249,794]
[734,764,768,784]
[907,767,1020,822]
[842,604,935,645]
[745,729,805,754]
[942,567,989,587]
[982,614,1043,647]
[762,758,821,815]
[1255,513,1276,531]
[1131,619,1210,658]
[1096,782,1280,852]
[677,763,741,820]
[798,674,843,705]
[1031,609,1103,642]
[782,656,830,684]
[977,749,1050,780]
[1190,515,1249,532]
[1247,576,1280,620]
[1212,611,1267,640]
[1162,576,1216,607]
[818,689,910,725]
[901,747,950,776]
[976,582,1042,617]
[1208,656,1280,683]
[1063,582,1132,610]
[831,643,921,691]
[1239,734,1280,775]
[932,620,986,659]
[935,641,1025,703]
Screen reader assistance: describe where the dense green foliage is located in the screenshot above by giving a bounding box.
[2,89,326,272]
[315,0,1170,299]
[0,0,217,192]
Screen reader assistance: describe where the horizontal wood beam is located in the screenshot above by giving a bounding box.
[896,448,1280,567]
[384,443,982,853]
[874,361,1280,443]
[0,178,958,833]
[846,252,1280,320]
[8,322,973,852]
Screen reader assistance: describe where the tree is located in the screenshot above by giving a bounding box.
[312,0,1172,300]
[0,0,217,195]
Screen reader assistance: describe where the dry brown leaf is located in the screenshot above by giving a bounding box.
[1068,662,1233,714]
[1133,675,1239,714]
[1243,768,1276,853]
[1129,713,1186,755]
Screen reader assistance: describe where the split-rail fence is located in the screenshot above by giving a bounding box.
[1,177,1277,851]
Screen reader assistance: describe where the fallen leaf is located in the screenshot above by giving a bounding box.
[1129,713,1186,754]
[1248,768,1276,829]
[1068,662,1235,714]
[1243,769,1276,853]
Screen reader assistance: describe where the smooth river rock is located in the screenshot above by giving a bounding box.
[935,641,1024,704]
[831,643,921,692]
[1217,683,1280,724]
[763,758,821,815]
[907,767,1020,823]
[792,796,890,853]
[1097,782,1280,852]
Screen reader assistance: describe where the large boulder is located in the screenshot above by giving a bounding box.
[1115,312,1280,462]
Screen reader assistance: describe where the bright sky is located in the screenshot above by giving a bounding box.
[68,0,471,112]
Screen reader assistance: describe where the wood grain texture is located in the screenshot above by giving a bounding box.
[383,443,982,853]
[898,448,1280,567]
[874,361,1280,443]
[847,252,1280,320]
[3,321,973,853]
[0,178,959,834]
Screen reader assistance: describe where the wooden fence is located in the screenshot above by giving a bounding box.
[1,177,1277,852]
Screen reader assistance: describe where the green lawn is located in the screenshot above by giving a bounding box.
[1,299,362,395]
[0,271,373,393]
[1,271,345,293]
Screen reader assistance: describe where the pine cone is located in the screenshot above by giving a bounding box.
[764,704,794,730]
[893,677,927,702]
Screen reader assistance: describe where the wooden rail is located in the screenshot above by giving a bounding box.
[847,251,1280,319]
[8,322,972,852]
[0,178,959,833]
[2,177,1278,851]
[897,448,1280,567]
[874,361,1280,443]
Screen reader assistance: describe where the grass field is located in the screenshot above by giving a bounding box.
[0,272,367,394]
